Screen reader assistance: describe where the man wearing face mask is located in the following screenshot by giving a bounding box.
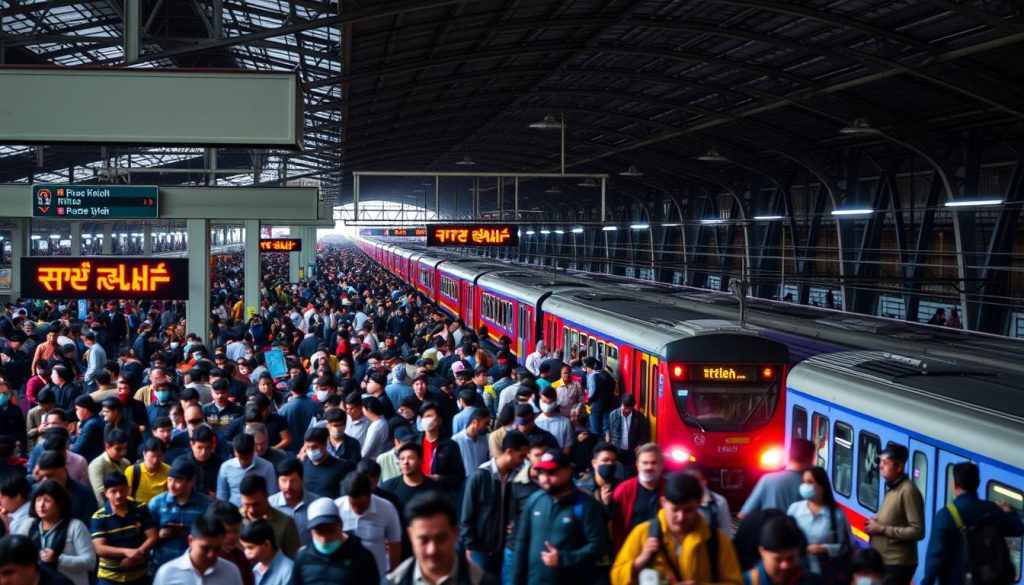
[417,402,466,499]
[290,497,379,585]
[145,375,176,429]
[534,388,573,451]
[300,426,353,499]
[323,408,362,466]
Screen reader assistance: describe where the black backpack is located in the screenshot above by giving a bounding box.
[947,502,1015,585]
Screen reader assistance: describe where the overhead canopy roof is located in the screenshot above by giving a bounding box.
[1,0,1022,212]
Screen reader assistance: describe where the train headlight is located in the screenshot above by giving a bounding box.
[670,448,695,464]
[759,447,784,470]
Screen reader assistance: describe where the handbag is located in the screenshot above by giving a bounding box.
[817,507,853,585]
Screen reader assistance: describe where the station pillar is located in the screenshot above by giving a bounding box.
[142,223,152,255]
[244,219,261,318]
[10,219,27,299]
[186,219,211,343]
[70,222,81,256]
[101,224,114,255]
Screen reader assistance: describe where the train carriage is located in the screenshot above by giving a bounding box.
[541,290,790,507]
[787,351,1024,584]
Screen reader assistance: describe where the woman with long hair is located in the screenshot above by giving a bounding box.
[787,465,854,581]
[17,480,95,585]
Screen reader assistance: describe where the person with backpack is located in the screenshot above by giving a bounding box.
[611,472,742,585]
[509,449,609,585]
[744,516,823,585]
[920,462,1023,585]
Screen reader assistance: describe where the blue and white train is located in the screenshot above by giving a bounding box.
[786,351,1024,584]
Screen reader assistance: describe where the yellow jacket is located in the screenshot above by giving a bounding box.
[611,509,742,585]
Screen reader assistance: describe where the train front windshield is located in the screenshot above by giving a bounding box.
[669,364,782,433]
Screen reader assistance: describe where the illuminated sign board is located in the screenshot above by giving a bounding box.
[426,224,519,247]
[259,238,302,252]
[32,184,159,219]
[359,228,426,237]
[696,365,761,383]
[21,258,189,300]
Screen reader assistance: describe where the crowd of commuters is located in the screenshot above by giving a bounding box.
[0,240,1018,585]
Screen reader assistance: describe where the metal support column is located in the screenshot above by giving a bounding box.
[289,227,300,282]
[70,222,81,256]
[244,219,260,318]
[142,223,152,255]
[186,219,211,342]
[123,0,140,64]
[101,224,114,255]
[10,219,27,299]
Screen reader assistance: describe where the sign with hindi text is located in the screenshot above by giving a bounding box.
[21,258,189,300]
[426,224,518,247]
[259,238,302,252]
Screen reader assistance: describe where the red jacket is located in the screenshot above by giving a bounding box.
[611,476,666,550]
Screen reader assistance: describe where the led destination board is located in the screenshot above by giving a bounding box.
[259,238,302,252]
[426,224,518,247]
[359,228,426,237]
[21,258,189,300]
[33,184,159,219]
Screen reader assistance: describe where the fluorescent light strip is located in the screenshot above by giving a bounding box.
[700,219,725,224]
[944,199,1003,208]
[601,226,618,231]
[831,209,874,216]
[753,215,784,221]
[571,227,584,233]
[539,230,551,235]
[554,230,565,234]
[524,230,535,235]
[630,223,650,230]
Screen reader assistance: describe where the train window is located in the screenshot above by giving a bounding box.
[857,431,882,512]
[589,338,598,365]
[639,358,648,412]
[812,414,829,468]
[945,464,956,506]
[598,341,606,367]
[987,481,1024,581]
[606,345,619,379]
[832,422,853,497]
[649,362,658,417]
[792,406,808,442]
[911,451,928,502]
[571,330,579,356]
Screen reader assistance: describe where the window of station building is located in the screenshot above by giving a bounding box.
[911,451,928,501]
[832,422,853,497]
[792,406,808,442]
[857,431,881,511]
[812,413,829,468]
[987,481,1024,580]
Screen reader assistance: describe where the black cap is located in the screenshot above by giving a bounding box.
[167,458,198,480]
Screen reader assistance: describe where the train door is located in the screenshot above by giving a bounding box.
[524,305,535,354]
[909,438,938,570]
[516,304,527,357]
[648,355,660,441]
[936,449,971,511]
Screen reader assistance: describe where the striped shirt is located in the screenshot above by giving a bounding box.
[91,499,154,583]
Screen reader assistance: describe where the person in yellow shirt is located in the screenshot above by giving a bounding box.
[611,473,742,585]
[124,437,170,503]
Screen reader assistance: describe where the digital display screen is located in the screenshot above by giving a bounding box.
[696,365,760,382]
[259,238,302,252]
[426,224,519,247]
[21,258,189,300]
[359,228,426,237]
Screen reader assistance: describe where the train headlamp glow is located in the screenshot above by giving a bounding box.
[759,447,784,470]
[670,448,695,464]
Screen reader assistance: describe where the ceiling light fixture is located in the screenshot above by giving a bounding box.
[696,148,728,162]
[619,166,644,177]
[944,199,1003,208]
[455,154,476,166]
[831,208,874,216]
[839,118,881,136]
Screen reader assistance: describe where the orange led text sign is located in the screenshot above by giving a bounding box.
[426,224,519,247]
[259,238,302,252]
[21,258,189,300]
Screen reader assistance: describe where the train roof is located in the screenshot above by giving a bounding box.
[476,271,592,306]
[788,351,1024,469]
[542,290,784,357]
[437,258,509,282]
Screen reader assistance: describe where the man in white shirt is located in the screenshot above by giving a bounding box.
[335,472,402,576]
[524,341,547,376]
[153,513,243,585]
[534,387,574,450]
[343,392,370,446]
